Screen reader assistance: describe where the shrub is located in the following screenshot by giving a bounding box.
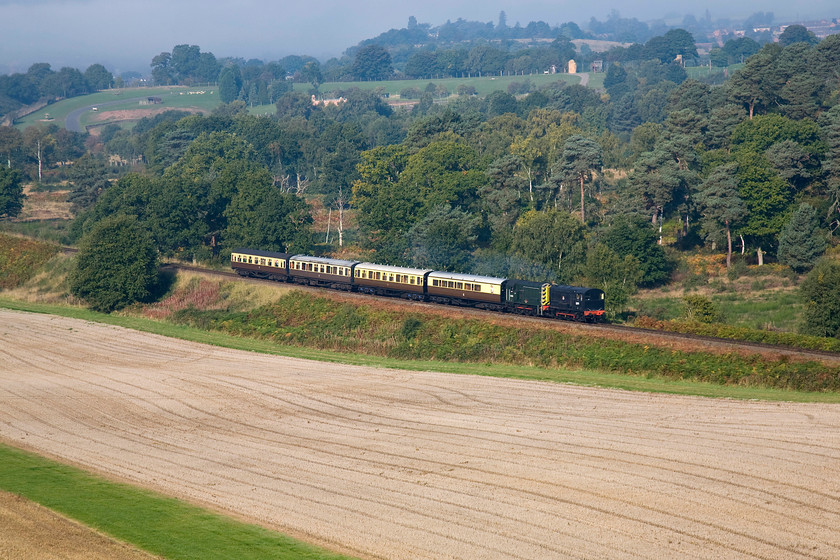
[682,295,723,323]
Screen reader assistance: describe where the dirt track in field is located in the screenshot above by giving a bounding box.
[1,309,839,560]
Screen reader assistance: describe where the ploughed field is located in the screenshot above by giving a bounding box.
[1,309,839,560]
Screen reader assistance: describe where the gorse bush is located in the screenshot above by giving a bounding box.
[0,233,59,289]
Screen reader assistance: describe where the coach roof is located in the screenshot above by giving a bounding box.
[289,255,360,267]
[427,271,507,285]
[356,262,433,275]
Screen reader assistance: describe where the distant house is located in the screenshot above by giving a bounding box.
[590,60,604,73]
[311,94,346,107]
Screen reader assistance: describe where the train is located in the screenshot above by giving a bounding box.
[230,248,606,322]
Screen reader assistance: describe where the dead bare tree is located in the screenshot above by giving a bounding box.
[335,185,347,247]
[295,173,309,196]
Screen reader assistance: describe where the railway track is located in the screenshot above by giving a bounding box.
[165,261,840,366]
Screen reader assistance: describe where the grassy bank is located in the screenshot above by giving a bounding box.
[0,444,356,560]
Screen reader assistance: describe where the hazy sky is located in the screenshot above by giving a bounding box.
[1,0,837,75]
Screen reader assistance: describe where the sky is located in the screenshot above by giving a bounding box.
[1,0,837,75]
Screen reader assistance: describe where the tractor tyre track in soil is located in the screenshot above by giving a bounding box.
[1,309,839,560]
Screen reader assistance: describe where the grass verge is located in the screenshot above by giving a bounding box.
[0,444,356,560]
[2,296,839,403]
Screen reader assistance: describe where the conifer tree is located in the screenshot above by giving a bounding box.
[777,203,826,272]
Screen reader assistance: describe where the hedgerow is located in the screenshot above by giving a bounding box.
[633,315,840,352]
[167,290,840,393]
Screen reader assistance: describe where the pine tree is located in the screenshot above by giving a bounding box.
[777,203,826,272]
[0,166,24,219]
[696,163,747,268]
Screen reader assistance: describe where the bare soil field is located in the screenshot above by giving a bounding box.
[89,107,206,126]
[15,185,72,222]
[0,491,160,560]
[1,309,839,560]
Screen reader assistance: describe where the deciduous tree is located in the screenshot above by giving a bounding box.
[69,215,159,312]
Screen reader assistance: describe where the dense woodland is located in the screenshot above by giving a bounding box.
[2,14,840,333]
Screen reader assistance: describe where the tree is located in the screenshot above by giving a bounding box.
[69,215,160,313]
[799,259,840,338]
[820,106,840,230]
[352,45,393,81]
[151,52,173,85]
[481,155,527,247]
[0,166,24,218]
[765,140,818,193]
[298,61,323,87]
[778,24,818,47]
[510,209,586,283]
[777,203,826,273]
[645,29,698,63]
[66,154,112,213]
[696,163,747,268]
[0,126,23,169]
[600,215,671,286]
[170,44,201,83]
[407,204,480,271]
[23,125,54,183]
[560,135,601,222]
[584,243,642,317]
[734,150,793,243]
[218,66,242,103]
[630,147,686,231]
[726,43,782,118]
[224,181,313,253]
[84,64,113,90]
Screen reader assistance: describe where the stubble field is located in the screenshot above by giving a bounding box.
[1,309,839,559]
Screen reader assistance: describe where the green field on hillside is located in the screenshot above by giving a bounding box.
[16,86,219,129]
[15,73,587,128]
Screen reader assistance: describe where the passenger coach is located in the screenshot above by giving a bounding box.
[231,248,290,281]
[426,271,505,309]
[354,262,432,299]
[288,255,357,290]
